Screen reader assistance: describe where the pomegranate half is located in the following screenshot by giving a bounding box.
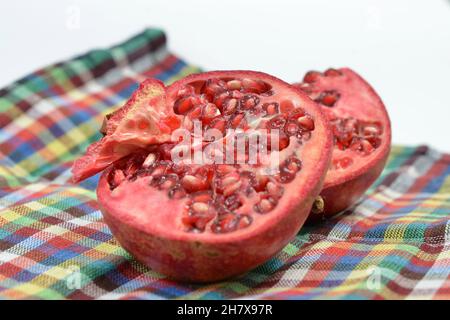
[293,68,391,221]
[73,71,333,282]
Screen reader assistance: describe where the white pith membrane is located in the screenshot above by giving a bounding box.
[105,74,324,235]
[294,68,389,183]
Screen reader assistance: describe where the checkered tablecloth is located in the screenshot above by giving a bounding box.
[1,29,449,300]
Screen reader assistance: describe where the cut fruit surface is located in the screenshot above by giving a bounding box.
[73,71,333,282]
[71,79,181,183]
[294,68,391,221]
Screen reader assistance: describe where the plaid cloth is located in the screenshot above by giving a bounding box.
[1,29,450,300]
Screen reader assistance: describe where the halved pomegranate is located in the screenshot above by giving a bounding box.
[73,71,333,282]
[293,68,391,221]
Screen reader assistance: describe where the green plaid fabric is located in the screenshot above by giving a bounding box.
[0,29,449,299]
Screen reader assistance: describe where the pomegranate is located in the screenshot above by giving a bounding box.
[293,68,391,221]
[72,71,333,282]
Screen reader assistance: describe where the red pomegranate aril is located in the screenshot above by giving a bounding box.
[229,113,245,129]
[317,90,340,107]
[209,118,227,134]
[324,68,343,77]
[221,172,240,187]
[242,78,268,94]
[203,103,220,119]
[187,192,210,204]
[213,92,230,110]
[303,71,321,83]
[224,194,243,211]
[222,98,239,115]
[226,80,242,90]
[177,85,196,98]
[181,175,208,193]
[203,79,226,97]
[223,180,242,197]
[240,95,260,109]
[237,215,252,229]
[263,102,279,115]
[266,181,283,198]
[268,115,287,129]
[255,198,275,213]
[112,169,126,187]
[174,97,196,114]
[285,122,300,136]
[142,153,156,168]
[297,116,315,131]
[192,202,210,213]
[361,139,375,154]
[216,165,235,175]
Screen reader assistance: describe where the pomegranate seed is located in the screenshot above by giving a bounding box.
[191,191,212,203]
[113,169,126,186]
[363,123,381,136]
[366,136,381,148]
[177,85,195,97]
[263,102,279,115]
[224,195,243,211]
[216,165,235,175]
[285,122,300,136]
[189,106,202,119]
[229,113,245,129]
[317,90,340,107]
[268,115,287,129]
[222,173,240,187]
[174,97,195,114]
[279,135,290,150]
[297,116,315,131]
[210,118,226,134]
[213,92,229,109]
[181,175,208,193]
[211,214,238,233]
[240,95,260,109]
[256,198,274,213]
[203,103,220,119]
[223,180,242,196]
[203,79,226,97]
[242,78,267,94]
[266,181,283,197]
[289,108,305,120]
[303,71,321,83]
[324,68,343,77]
[223,98,238,115]
[142,153,156,168]
[192,202,209,213]
[226,80,242,90]
[237,215,252,229]
[361,139,374,154]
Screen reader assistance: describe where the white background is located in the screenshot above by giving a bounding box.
[1,0,449,151]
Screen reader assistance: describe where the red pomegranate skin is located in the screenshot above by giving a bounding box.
[294,68,391,222]
[90,71,333,282]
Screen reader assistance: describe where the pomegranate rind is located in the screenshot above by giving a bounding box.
[97,71,333,282]
[71,79,180,183]
[295,68,391,221]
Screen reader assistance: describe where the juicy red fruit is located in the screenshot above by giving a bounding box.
[293,68,391,221]
[75,71,333,282]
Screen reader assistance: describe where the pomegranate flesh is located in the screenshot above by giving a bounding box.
[73,71,333,282]
[293,68,391,221]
